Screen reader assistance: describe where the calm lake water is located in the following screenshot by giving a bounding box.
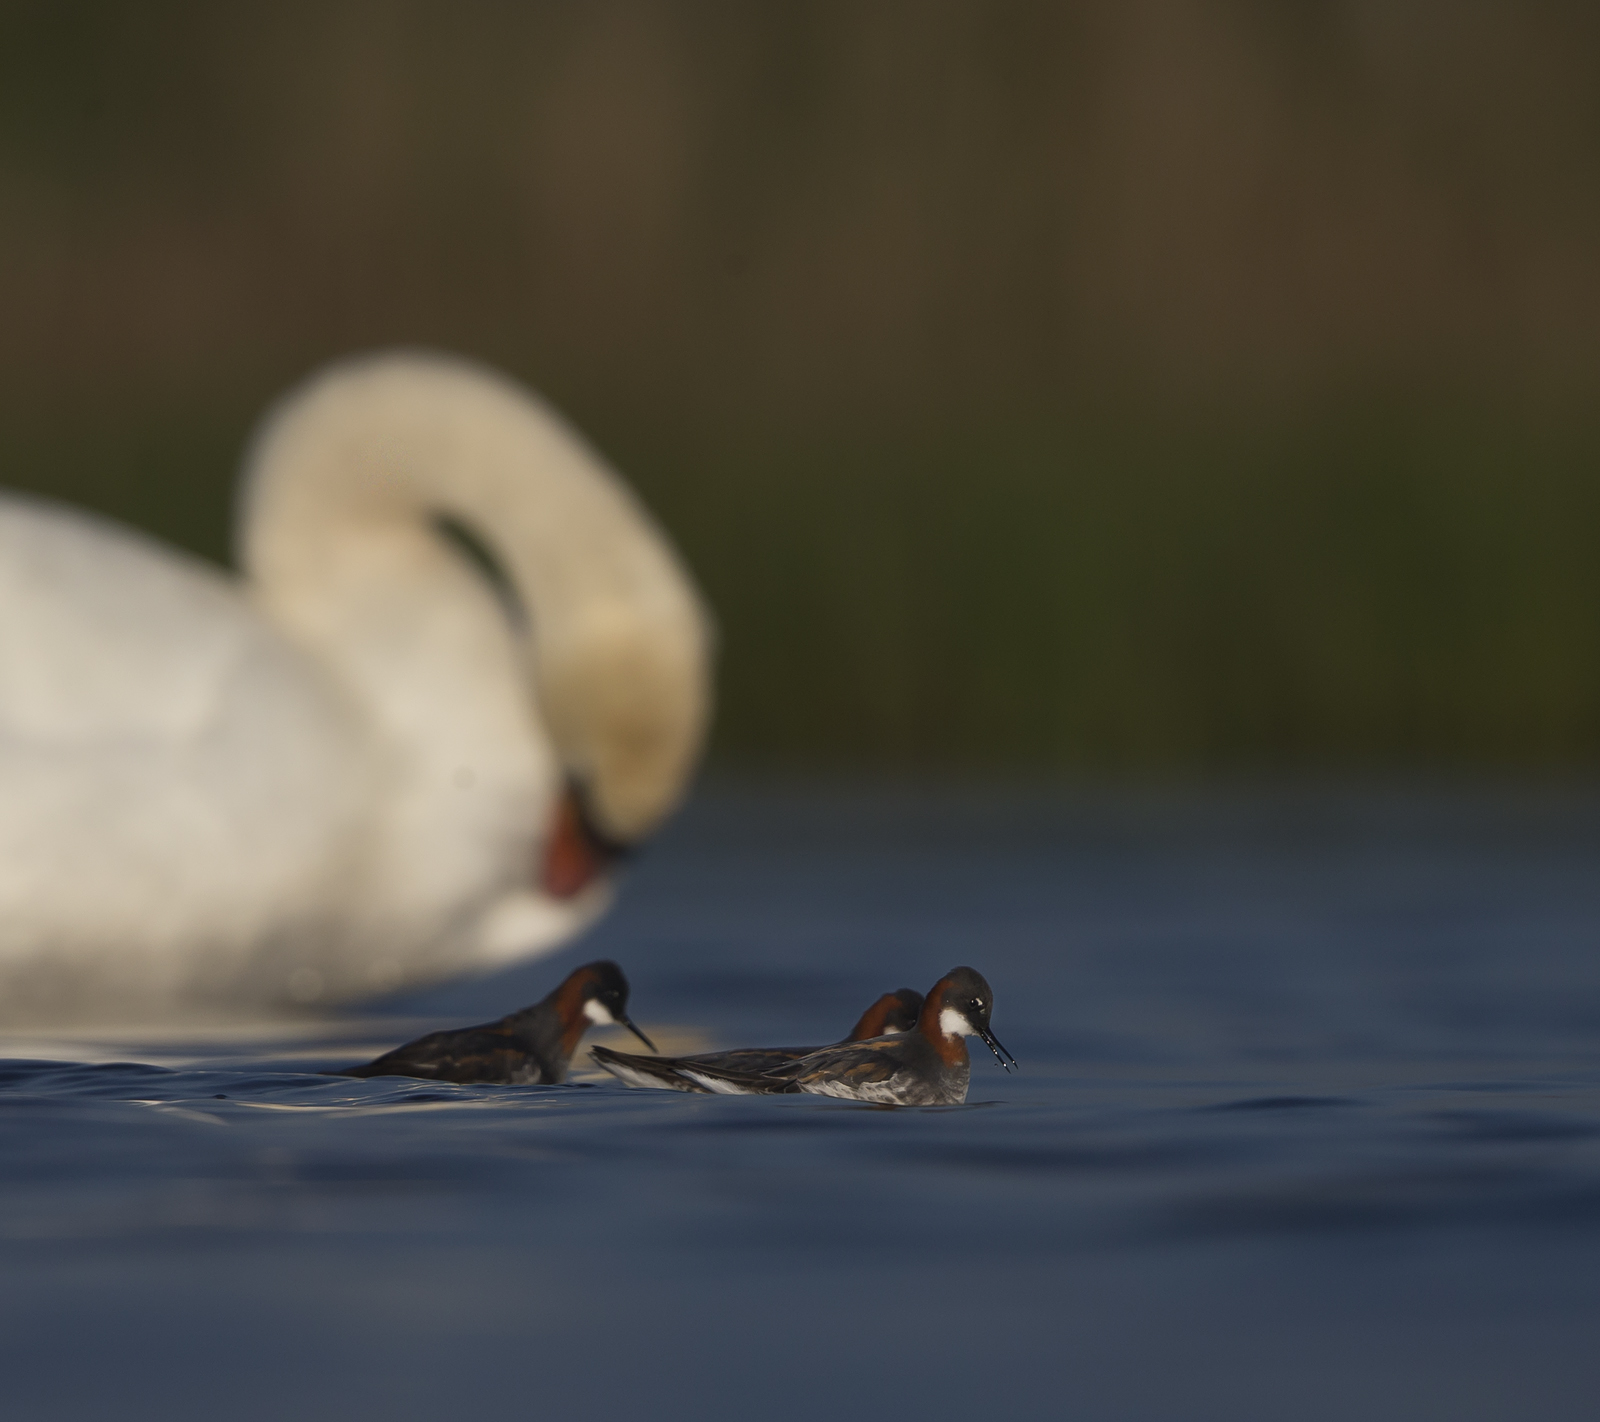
[5,782,1600,1420]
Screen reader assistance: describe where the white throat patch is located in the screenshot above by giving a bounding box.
[939,1006,974,1038]
[583,999,616,1026]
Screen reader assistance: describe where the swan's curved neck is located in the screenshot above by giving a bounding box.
[235,352,710,841]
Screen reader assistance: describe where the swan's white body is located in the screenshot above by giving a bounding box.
[0,352,711,1023]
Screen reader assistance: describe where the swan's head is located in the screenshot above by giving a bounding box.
[535,588,713,898]
[239,349,714,904]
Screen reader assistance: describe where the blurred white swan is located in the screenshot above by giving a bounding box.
[0,351,712,1023]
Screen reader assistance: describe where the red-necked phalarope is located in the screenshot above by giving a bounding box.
[331,960,654,1084]
[677,967,1014,1105]
[590,987,924,1092]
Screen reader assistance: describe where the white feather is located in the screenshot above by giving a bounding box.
[680,1069,763,1096]
[939,1006,974,1038]
[802,1077,903,1104]
[591,1056,677,1090]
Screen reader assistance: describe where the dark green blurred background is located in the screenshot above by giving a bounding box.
[4,0,1600,770]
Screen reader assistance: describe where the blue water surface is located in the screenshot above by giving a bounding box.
[5,781,1600,1421]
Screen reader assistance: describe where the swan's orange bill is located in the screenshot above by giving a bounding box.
[541,787,609,898]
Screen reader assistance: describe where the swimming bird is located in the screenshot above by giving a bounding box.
[0,351,712,1023]
[677,967,1014,1106]
[590,986,925,1092]
[332,960,654,1085]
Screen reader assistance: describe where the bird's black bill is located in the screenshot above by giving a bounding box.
[978,1026,1018,1072]
[619,1015,658,1053]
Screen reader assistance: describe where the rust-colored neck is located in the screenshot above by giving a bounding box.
[552,967,597,1062]
[847,994,898,1041]
[917,978,969,1067]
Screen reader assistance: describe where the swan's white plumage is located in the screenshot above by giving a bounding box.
[0,351,711,1024]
